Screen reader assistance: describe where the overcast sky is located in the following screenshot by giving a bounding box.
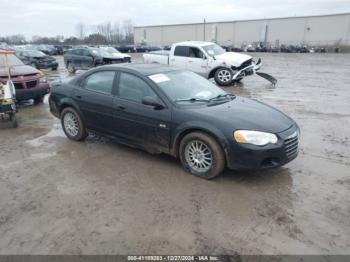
[1,0,349,38]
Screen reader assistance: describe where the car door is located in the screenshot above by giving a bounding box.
[188,47,208,77]
[80,49,94,69]
[72,70,116,134]
[170,46,190,69]
[112,71,172,153]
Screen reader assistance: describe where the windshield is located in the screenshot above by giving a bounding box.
[91,48,110,57]
[202,44,226,57]
[24,50,46,57]
[0,54,24,67]
[149,71,226,103]
[101,47,120,54]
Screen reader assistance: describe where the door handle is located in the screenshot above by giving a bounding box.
[75,95,82,99]
[117,105,126,110]
[188,61,193,63]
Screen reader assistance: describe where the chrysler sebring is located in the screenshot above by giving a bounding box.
[49,64,299,179]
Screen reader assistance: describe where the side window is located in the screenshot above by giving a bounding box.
[174,46,189,57]
[82,49,91,56]
[118,72,157,103]
[72,49,82,55]
[189,47,204,58]
[83,71,115,94]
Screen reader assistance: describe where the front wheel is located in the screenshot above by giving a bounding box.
[179,132,225,179]
[67,62,76,74]
[214,68,234,86]
[61,107,87,141]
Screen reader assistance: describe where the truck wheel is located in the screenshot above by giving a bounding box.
[67,62,76,74]
[214,68,233,86]
[61,107,87,141]
[179,132,225,179]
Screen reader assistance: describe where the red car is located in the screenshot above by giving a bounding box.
[0,50,50,103]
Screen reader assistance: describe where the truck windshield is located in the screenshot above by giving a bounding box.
[202,44,226,57]
[0,54,24,67]
[149,71,226,103]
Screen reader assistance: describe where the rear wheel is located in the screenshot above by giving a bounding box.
[179,132,225,179]
[214,68,233,86]
[61,107,87,141]
[67,62,76,74]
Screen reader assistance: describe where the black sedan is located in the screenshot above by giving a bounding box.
[49,64,299,179]
[16,50,58,70]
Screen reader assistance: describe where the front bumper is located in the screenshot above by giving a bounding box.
[232,58,262,81]
[16,84,50,101]
[226,125,299,170]
[37,62,58,69]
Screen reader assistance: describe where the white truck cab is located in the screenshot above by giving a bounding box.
[143,41,265,86]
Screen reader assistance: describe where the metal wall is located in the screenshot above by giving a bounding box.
[134,13,350,47]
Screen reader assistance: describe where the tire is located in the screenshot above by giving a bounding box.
[179,132,225,179]
[214,68,234,86]
[52,66,58,71]
[67,62,76,74]
[9,113,18,128]
[34,95,44,104]
[60,107,87,141]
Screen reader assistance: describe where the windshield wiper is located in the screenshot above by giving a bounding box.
[209,93,236,101]
[174,98,209,103]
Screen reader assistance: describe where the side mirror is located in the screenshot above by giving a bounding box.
[142,96,164,109]
[202,54,207,60]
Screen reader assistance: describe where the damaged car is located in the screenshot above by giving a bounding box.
[143,41,276,86]
[49,64,299,179]
[16,50,58,70]
[64,47,131,74]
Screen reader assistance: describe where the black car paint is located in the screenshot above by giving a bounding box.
[16,51,58,70]
[49,64,299,170]
[64,48,130,71]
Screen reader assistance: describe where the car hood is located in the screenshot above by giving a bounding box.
[0,65,38,77]
[103,53,131,59]
[190,96,294,133]
[214,52,252,67]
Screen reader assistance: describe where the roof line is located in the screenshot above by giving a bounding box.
[134,12,350,28]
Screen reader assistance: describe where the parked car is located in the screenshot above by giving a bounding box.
[16,50,58,70]
[64,47,130,74]
[54,45,73,55]
[99,47,131,62]
[0,50,50,103]
[49,63,299,179]
[143,41,276,86]
[115,45,136,53]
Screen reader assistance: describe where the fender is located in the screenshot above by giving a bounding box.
[207,65,233,79]
[171,120,231,160]
[57,97,86,124]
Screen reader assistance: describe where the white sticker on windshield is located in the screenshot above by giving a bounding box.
[149,74,170,83]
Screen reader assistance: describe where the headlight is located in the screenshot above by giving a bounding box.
[39,76,47,83]
[234,130,278,146]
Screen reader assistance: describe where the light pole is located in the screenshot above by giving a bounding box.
[203,18,206,41]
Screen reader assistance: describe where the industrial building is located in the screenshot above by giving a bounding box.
[134,12,350,49]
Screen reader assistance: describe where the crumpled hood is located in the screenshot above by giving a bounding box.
[215,52,252,67]
[103,53,130,59]
[0,65,38,77]
[190,96,294,133]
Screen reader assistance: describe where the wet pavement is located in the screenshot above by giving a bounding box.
[0,53,350,255]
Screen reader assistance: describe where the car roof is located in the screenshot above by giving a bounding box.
[102,63,182,76]
[175,41,215,47]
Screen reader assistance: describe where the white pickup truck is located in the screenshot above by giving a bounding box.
[143,41,276,86]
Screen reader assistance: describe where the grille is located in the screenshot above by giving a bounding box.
[124,57,131,63]
[14,82,24,89]
[284,132,299,158]
[26,80,37,89]
[237,59,253,70]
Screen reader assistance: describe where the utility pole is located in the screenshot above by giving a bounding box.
[203,19,206,41]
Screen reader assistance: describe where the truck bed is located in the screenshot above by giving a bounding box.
[143,50,170,64]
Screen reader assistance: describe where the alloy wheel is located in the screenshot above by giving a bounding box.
[185,140,213,173]
[63,112,79,137]
[217,69,232,83]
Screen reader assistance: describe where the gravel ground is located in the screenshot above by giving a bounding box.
[0,52,349,255]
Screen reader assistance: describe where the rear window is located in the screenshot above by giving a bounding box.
[174,46,189,57]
